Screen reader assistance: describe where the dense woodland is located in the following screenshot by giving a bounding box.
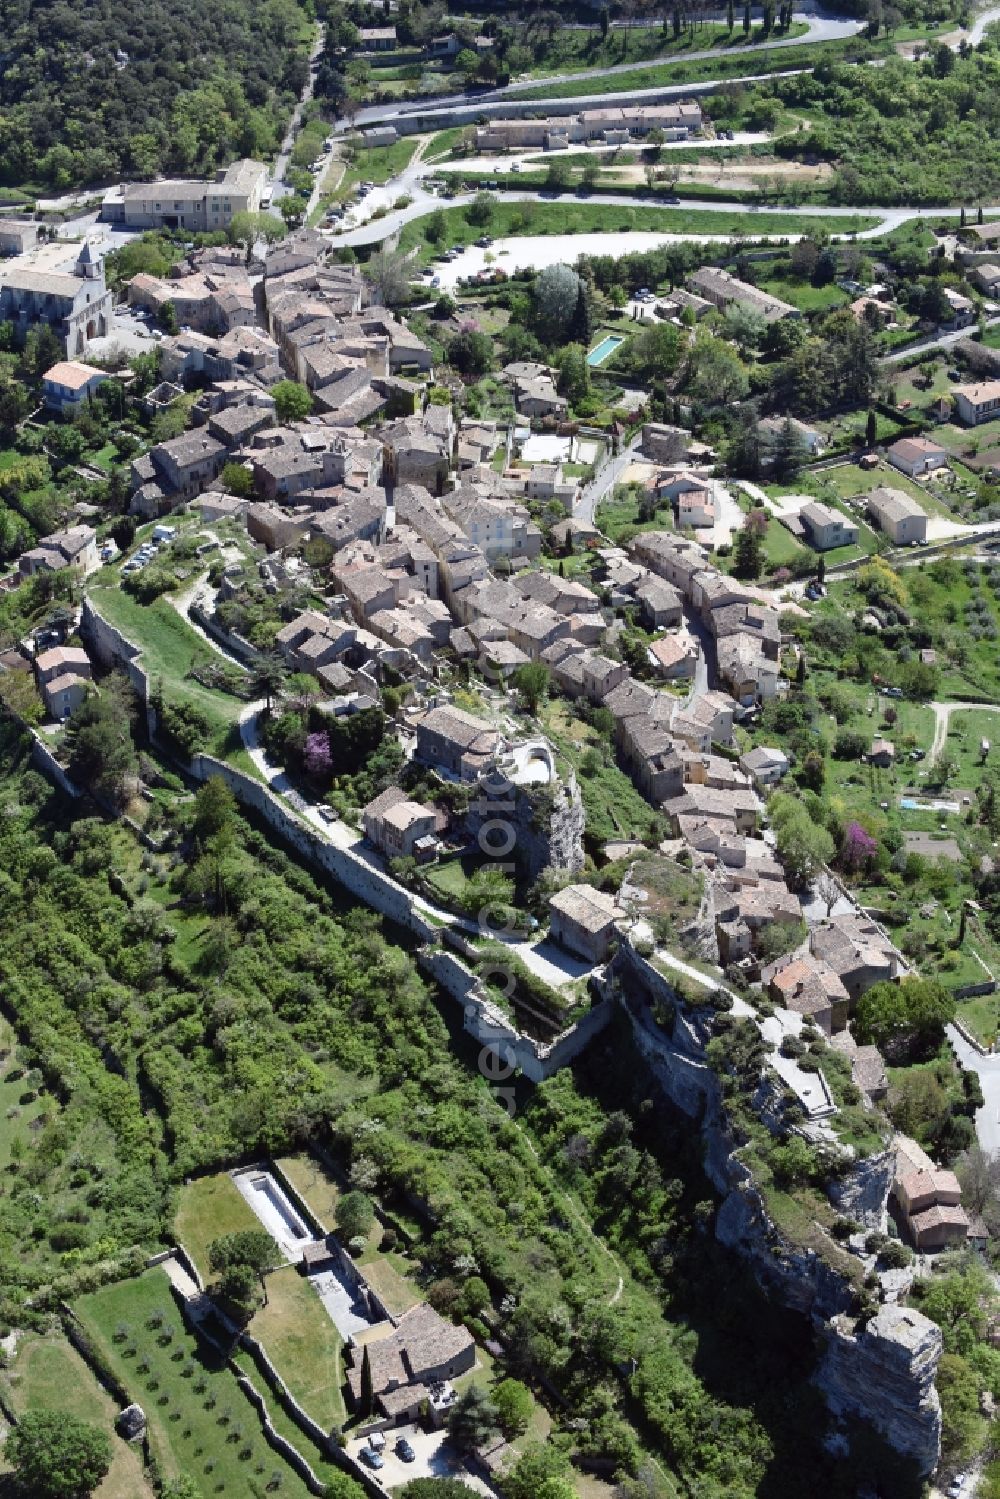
[0,0,313,188]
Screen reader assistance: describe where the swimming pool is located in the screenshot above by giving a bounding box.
[899,796,960,814]
[587,334,624,367]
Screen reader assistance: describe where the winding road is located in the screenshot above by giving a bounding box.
[929,701,1000,765]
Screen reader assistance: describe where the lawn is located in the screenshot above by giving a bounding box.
[249,1266,346,1431]
[496,20,809,79]
[595,484,673,542]
[1,1332,154,1499]
[940,707,1000,785]
[174,1173,276,1284]
[276,1153,342,1232]
[424,852,477,906]
[75,1268,317,1499]
[757,274,849,313]
[87,586,244,751]
[393,201,879,265]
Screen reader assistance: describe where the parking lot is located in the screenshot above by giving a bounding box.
[347,1424,496,1496]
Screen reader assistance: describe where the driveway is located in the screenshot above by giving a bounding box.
[348,1426,496,1497]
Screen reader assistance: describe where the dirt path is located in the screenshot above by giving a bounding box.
[929,700,1000,764]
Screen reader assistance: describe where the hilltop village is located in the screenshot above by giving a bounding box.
[3,115,1000,1499]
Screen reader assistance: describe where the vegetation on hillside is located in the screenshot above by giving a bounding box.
[0,0,313,189]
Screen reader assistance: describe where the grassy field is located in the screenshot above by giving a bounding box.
[495,20,809,80]
[75,1268,317,1499]
[276,1153,342,1231]
[0,1016,47,1172]
[249,1266,346,1431]
[336,136,419,200]
[1,1332,154,1499]
[174,1173,276,1284]
[86,586,244,752]
[514,34,888,99]
[392,200,880,264]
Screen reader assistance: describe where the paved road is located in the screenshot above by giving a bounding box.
[883,314,1000,364]
[339,10,860,128]
[576,432,643,523]
[948,1023,1000,1153]
[331,183,929,251]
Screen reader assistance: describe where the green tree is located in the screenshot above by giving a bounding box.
[493,1378,533,1437]
[365,246,412,307]
[504,1443,574,1499]
[533,263,581,343]
[466,192,496,228]
[336,1189,375,1241]
[854,977,955,1055]
[272,380,313,422]
[513,661,550,714]
[222,461,254,498]
[359,1343,374,1417]
[65,677,135,806]
[251,655,286,715]
[769,792,835,886]
[769,417,809,480]
[402,1483,480,1499]
[557,344,590,406]
[732,511,766,580]
[6,1411,111,1499]
[158,299,178,334]
[208,1230,277,1275]
[193,776,237,842]
[227,210,286,249]
[448,1385,500,1453]
[426,208,447,244]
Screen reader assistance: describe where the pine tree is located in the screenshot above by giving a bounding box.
[817,555,826,584]
[743,1,751,32]
[866,408,877,448]
[569,280,592,345]
[727,0,735,26]
[771,417,808,480]
[796,652,806,686]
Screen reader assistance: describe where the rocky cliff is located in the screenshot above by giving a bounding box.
[465,770,585,881]
[607,942,943,1477]
[818,1307,943,1471]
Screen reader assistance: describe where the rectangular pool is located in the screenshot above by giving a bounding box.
[587,334,624,367]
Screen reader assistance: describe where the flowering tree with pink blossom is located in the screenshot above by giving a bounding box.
[304,732,332,779]
[841,820,877,873]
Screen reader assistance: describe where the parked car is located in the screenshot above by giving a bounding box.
[361,1449,384,1470]
[368,1432,386,1453]
[510,161,521,172]
[395,1439,416,1463]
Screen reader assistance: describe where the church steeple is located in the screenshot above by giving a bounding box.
[74,239,102,280]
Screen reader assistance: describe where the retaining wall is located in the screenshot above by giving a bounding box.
[80,596,157,737]
[29,734,80,799]
[188,754,440,942]
[189,603,261,665]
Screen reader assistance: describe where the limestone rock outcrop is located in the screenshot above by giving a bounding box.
[818,1307,943,1476]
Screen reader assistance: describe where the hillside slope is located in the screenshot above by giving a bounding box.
[0,0,314,191]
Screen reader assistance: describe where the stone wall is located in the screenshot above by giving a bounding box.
[80,596,158,738]
[188,754,439,942]
[417,945,613,1084]
[29,734,80,800]
[190,602,260,665]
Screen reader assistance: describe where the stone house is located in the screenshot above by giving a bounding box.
[548,884,622,963]
[19,524,98,578]
[34,644,92,720]
[866,486,928,546]
[952,380,1000,427]
[797,501,858,552]
[363,786,438,860]
[414,704,501,780]
[41,360,107,415]
[346,1303,476,1423]
[0,239,112,356]
[633,576,683,629]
